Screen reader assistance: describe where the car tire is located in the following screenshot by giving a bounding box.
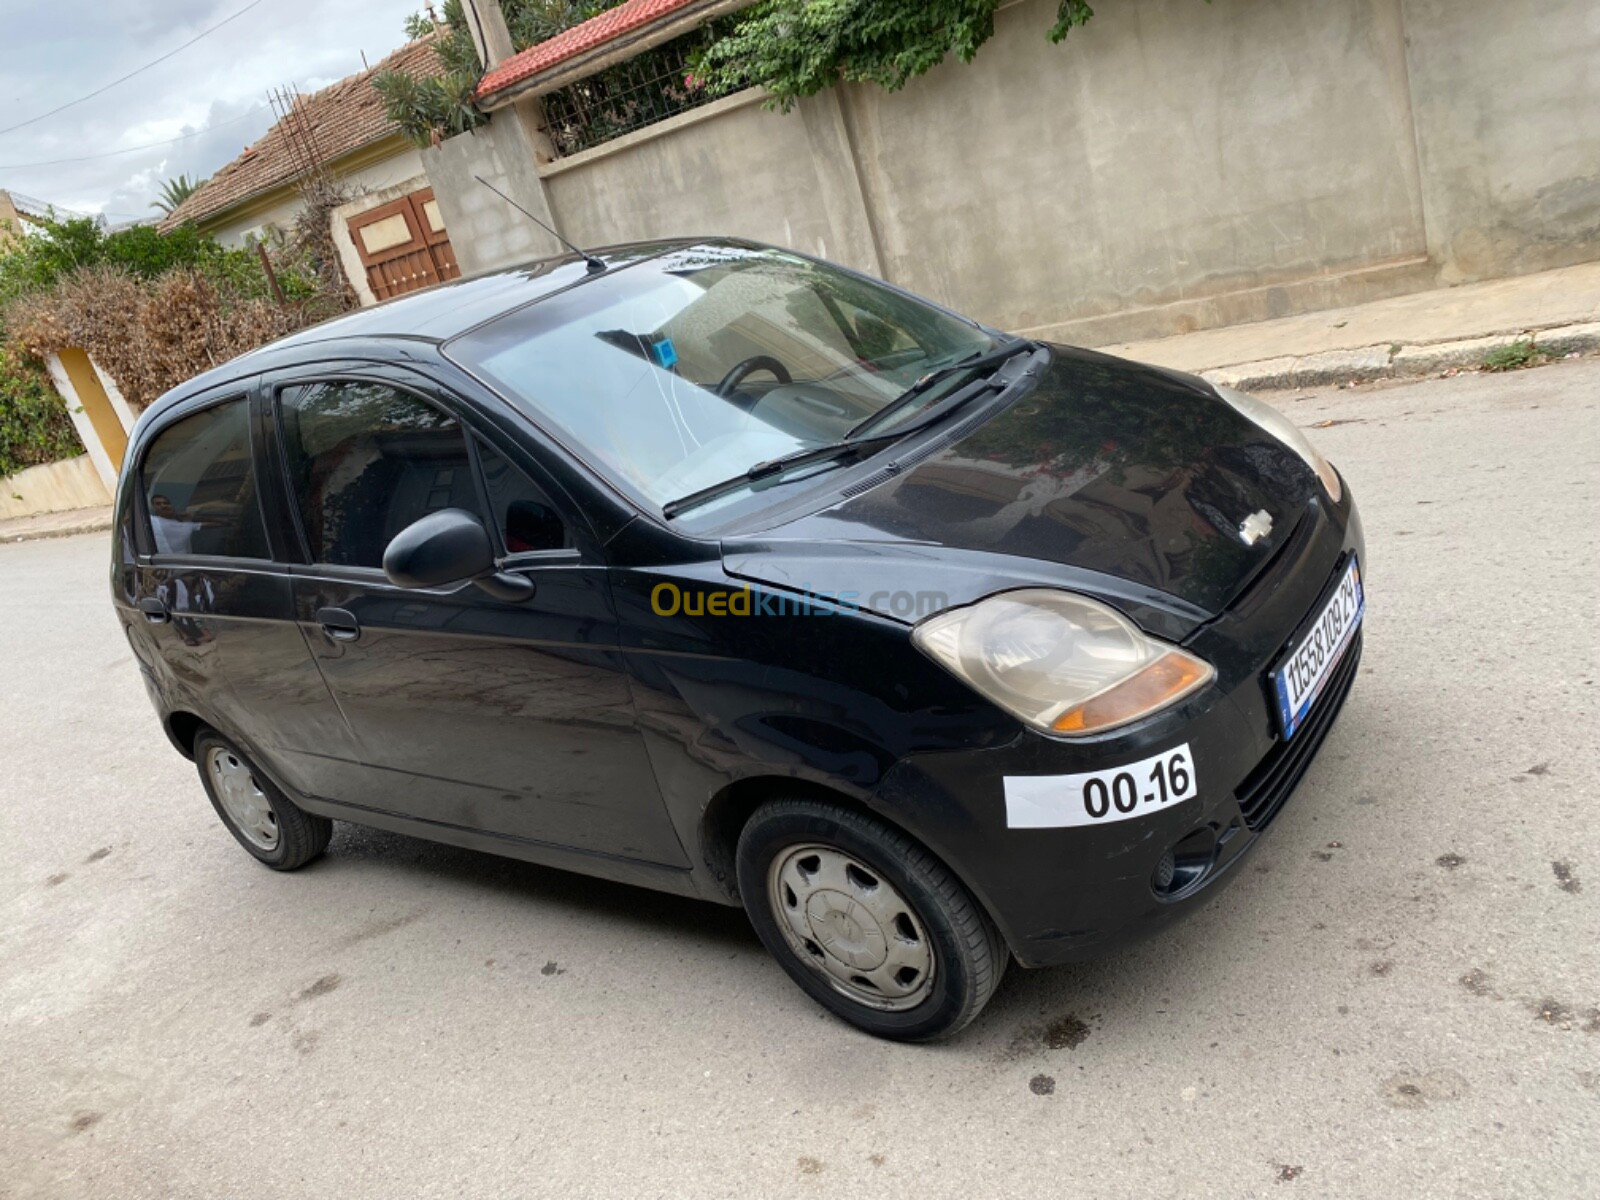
[736,797,1007,1041]
[194,730,332,871]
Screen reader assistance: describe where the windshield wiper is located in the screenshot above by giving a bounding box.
[662,431,903,520]
[846,337,1031,439]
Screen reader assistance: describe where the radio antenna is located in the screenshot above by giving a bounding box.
[474,175,605,274]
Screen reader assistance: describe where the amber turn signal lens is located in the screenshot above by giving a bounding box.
[1051,651,1211,734]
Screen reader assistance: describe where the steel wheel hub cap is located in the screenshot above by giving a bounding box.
[208,748,278,851]
[767,844,935,1012]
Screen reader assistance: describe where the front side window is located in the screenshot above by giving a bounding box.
[279,382,483,568]
[445,244,997,512]
[142,399,269,559]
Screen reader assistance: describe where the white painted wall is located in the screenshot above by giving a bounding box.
[206,194,303,250]
[206,147,429,248]
[43,352,123,490]
[0,456,112,520]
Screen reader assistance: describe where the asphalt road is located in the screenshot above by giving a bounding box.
[2,359,1597,1199]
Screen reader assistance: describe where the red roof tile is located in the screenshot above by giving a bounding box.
[476,0,704,101]
[161,38,443,231]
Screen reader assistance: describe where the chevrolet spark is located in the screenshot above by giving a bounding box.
[113,239,1364,1041]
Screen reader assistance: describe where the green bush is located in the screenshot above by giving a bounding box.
[378,1,1190,148]
[374,2,491,148]
[0,349,81,479]
[698,0,1107,110]
[0,214,315,319]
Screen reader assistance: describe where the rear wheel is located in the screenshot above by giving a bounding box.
[737,798,1007,1041]
[194,731,331,871]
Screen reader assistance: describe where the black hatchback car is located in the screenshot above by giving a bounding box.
[113,239,1364,1040]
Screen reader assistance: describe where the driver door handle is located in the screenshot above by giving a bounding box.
[138,597,169,624]
[316,607,360,642]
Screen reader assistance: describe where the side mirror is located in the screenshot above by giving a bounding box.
[382,509,534,601]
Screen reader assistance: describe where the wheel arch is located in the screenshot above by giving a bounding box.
[699,776,849,903]
[164,710,209,760]
[697,774,1006,947]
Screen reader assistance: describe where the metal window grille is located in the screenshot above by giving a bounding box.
[541,32,720,158]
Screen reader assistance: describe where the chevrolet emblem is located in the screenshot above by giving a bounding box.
[1238,509,1273,546]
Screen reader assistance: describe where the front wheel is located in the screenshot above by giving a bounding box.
[194,731,331,871]
[737,798,1007,1041]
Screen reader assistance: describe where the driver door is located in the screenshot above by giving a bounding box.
[266,365,688,867]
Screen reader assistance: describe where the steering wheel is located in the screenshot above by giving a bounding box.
[715,355,791,399]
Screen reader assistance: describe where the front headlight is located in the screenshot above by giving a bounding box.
[1212,384,1342,503]
[912,590,1214,737]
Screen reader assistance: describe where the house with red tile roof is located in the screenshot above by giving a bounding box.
[474,0,752,107]
[161,38,444,248]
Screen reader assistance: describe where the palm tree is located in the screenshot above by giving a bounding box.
[150,174,203,216]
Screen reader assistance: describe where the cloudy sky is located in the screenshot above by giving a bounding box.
[0,0,424,222]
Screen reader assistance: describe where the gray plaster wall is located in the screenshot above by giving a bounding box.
[437,0,1599,344]
[1402,0,1600,281]
[838,0,1431,339]
[542,92,841,263]
[423,106,567,276]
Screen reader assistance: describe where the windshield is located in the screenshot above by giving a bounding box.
[444,244,997,511]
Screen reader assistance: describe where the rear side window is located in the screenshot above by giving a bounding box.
[142,399,269,559]
[279,381,483,568]
[475,439,571,555]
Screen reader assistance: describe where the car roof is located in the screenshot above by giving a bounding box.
[140,235,714,422]
[275,237,704,346]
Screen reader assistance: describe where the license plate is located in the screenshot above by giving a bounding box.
[1272,557,1364,739]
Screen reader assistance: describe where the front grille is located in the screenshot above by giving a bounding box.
[1234,628,1363,830]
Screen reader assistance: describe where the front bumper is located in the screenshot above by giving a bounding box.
[871,488,1366,968]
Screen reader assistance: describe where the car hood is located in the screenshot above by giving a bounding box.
[722,345,1317,628]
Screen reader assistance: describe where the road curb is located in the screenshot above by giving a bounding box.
[0,515,114,544]
[1198,321,1600,392]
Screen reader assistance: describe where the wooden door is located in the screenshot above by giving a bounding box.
[348,187,461,301]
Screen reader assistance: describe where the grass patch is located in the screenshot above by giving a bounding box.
[1480,338,1546,372]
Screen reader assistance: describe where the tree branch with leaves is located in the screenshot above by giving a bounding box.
[151,173,205,216]
[373,1,492,148]
[696,0,1109,111]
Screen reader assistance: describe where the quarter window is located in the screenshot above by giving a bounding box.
[475,439,571,555]
[279,382,484,568]
[142,399,269,559]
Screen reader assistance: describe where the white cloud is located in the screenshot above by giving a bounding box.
[0,0,422,219]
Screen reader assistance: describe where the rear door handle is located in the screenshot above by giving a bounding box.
[316,607,360,642]
[138,597,169,624]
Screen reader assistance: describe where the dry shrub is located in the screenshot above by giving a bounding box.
[287,179,361,312]
[7,263,316,411]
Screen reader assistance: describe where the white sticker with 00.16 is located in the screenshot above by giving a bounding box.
[1004,744,1197,829]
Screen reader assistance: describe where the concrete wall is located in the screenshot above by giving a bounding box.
[15,349,134,515]
[839,0,1434,341]
[424,108,568,276]
[0,456,112,520]
[443,0,1600,344]
[44,349,136,491]
[1401,0,1600,281]
[545,91,842,261]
